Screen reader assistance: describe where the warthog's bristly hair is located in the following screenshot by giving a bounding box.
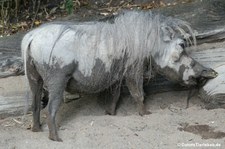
[22,10,196,79]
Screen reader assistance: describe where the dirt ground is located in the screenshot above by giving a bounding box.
[0,90,224,149]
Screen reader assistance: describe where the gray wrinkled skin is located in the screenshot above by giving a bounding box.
[22,10,217,141]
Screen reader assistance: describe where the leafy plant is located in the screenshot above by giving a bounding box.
[65,0,74,14]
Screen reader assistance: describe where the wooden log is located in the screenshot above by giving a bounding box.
[187,40,225,67]
[0,76,30,118]
[156,0,225,34]
[196,29,225,44]
[0,32,25,52]
[0,32,25,78]
[0,56,24,78]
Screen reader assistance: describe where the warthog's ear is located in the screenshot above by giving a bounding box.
[161,26,175,42]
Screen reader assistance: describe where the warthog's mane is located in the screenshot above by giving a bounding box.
[23,10,196,78]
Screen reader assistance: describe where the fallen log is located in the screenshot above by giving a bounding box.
[0,32,25,78]
[0,76,29,118]
[157,0,225,33]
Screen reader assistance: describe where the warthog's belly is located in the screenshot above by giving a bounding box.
[199,65,225,109]
[66,75,114,94]
[66,59,124,94]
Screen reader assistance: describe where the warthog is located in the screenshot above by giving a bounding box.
[22,10,217,141]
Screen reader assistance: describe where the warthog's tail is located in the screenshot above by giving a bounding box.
[21,32,34,77]
[21,32,33,115]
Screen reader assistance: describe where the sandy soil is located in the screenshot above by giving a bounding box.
[0,90,224,149]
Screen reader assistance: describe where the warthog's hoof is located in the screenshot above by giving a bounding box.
[139,110,152,116]
[105,109,116,115]
[49,135,63,142]
[32,125,42,132]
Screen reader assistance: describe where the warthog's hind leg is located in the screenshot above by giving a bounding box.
[45,64,74,142]
[26,60,43,132]
[45,73,70,142]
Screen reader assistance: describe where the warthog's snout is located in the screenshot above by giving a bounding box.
[184,65,218,87]
[200,68,218,79]
[197,68,218,86]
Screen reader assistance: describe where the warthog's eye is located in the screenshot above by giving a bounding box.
[179,43,185,49]
[190,61,195,67]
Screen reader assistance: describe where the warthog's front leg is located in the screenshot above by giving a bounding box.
[126,73,151,116]
[105,80,122,115]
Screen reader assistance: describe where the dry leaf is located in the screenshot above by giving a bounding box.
[50,7,58,14]
[34,20,41,26]
[100,12,109,16]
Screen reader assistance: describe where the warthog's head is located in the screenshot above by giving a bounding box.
[152,26,217,86]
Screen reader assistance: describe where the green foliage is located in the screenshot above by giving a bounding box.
[65,0,74,14]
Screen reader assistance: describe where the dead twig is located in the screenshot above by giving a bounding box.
[31,0,41,28]
[12,118,23,124]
